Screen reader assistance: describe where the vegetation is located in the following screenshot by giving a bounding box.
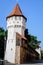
[25,29,41,49]
[41,51,43,60]
[0,28,6,59]
[0,28,41,59]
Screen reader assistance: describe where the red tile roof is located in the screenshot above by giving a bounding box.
[7,3,27,20]
[16,32,27,40]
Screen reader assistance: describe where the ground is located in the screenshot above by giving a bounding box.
[0,60,43,65]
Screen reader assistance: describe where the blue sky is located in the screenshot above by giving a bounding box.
[0,0,43,49]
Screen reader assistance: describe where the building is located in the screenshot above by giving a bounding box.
[4,3,40,64]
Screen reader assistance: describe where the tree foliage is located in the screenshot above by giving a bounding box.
[0,28,41,59]
[0,28,5,59]
[41,51,43,60]
[25,29,41,49]
[0,28,6,59]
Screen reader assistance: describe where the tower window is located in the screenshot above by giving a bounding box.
[14,25,21,27]
[17,21,19,23]
[19,17,21,20]
[16,25,18,27]
[11,48,13,50]
[15,16,17,20]
[19,25,21,27]
[15,25,16,27]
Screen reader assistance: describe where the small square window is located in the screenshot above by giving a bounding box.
[17,25,18,27]
[15,16,17,20]
[19,25,21,27]
[15,25,16,27]
[19,17,21,20]
[11,48,13,50]
[17,21,19,23]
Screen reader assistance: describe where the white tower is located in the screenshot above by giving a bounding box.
[5,4,27,63]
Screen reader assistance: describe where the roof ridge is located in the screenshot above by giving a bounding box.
[16,32,27,40]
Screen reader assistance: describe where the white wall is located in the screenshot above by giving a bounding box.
[7,16,26,36]
[35,48,41,60]
[5,16,26,63]
[5,33,16,63]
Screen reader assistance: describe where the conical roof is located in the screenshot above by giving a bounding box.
[7,4,27,20]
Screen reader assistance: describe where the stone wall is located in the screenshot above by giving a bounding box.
[15,41,39,64]
[15,46,20,64]
[20,47,27,64]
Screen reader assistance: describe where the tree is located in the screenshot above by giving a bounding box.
[25,29,41,49]
[0,28,6,59]
[41,50,43,60]
[28,34,41,49]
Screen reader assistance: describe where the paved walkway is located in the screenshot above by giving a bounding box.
[4,60,43,65]
[28,60,43,65]
[0,60,43,65]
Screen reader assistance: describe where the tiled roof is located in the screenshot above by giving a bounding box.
[7,3,27,20]
[16,32,27,40]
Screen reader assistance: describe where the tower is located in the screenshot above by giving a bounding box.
[4,4,27,64]
[7,4,26,36]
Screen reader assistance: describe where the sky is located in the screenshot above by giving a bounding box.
[0,0,43,49]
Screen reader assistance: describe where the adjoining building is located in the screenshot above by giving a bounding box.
[4,3,41,64]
